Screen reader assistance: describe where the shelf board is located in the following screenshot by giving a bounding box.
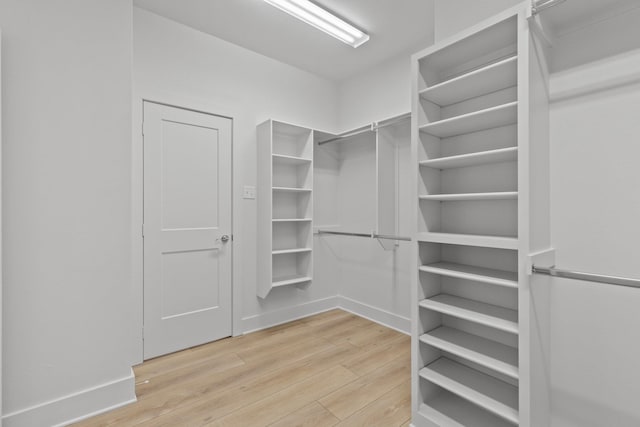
[419,102,517,138]
[419,294,518,334]
[272,248,312,255]
[420,358,518,424]
[419,192,517,201]
[417,232,518,250]
[420,326,518,379]
[420,56,518,106]
[419,262,518,288]
[272,187,312,193]
[272,275,312,288]
[419,147,518,169]
[272,154,312,165]
[418,393,516,427]
[272,218,313,223]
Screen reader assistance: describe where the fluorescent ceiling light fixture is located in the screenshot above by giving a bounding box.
[264,0,370,48]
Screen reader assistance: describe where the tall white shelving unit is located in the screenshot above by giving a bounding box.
[257,120,314,298]
[411,5,551,427]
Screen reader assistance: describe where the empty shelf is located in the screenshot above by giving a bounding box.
[272,248,312,255]
[419,262,518,288]
[272,218,312,223]
[420,326,518,379]
[417,232,518,250]
[419,147,518,169]
[419,294,518,334]
[272,187,312,193]
[272,275,312,287]
[420,102,517,138]
[419,192,517,201]
[420,56,518,106]
[420,358,518,424]
[272,154,312,165]
[418,393,515,427]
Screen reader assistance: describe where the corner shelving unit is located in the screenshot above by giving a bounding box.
[411,5,551,427]
[257,120,314,298]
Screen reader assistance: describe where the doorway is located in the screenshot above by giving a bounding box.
[142,101,233,359]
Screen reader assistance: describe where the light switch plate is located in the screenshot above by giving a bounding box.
[243,185,256,199]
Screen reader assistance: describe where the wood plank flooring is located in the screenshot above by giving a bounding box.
[73,309,411,427]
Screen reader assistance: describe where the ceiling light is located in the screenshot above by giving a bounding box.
[264,0,370,48]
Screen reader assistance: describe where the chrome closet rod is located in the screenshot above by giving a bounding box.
[532,266,640,289]
[317,113,411,145]
[316,229,411,242]
[531,0,567,15]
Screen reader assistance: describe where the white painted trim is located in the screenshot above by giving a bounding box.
[241,296,339,334]
[240,295,411,337]
[1,369,136,427]
[131,90,244,365]
[337,296,411,335]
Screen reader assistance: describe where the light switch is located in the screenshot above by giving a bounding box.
[243,185,256,199]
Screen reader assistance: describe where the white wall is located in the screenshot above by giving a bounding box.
[434,0,522,41]
[133,8,340,340]
[0,1,136,425]
[337,54,412,130]
[329,5,435,330]
[328,125,413,332]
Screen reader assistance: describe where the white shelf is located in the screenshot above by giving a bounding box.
[419,102,518,138]
[272,218,312,223]
[419,294,518,334]
[259,120,314,299]
[272,248,312,255]
[420,326,518,379]
[419,394,516,427]
[417,232,518,250]
[272,187,312,193]
[419,262,518,288]
[419,192,517,201]
[420,358,518,424]
[272,275,312,288]
[272,154,312,165]
[419,147,518,170]
[420,56,518,106]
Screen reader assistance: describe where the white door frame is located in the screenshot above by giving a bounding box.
[131,94,242,365]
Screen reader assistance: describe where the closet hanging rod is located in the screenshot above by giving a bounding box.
[316,229,411,241]
[317,113,411,145]
[532,265,640,289]
[531,0,567,15]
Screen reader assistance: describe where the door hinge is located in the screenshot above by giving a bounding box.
[142,224,145,238]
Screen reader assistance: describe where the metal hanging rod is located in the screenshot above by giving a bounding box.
[532,265,640,289]
[531,0,567,16]
[316,229,411,242]
[317,113,411,145]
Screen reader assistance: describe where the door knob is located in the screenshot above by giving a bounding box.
[220,235,230,243]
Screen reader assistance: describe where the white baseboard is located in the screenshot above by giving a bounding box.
[2,369,136,427]
[241,295,410,336]
[337,296,411,335]
[241,296,339,334]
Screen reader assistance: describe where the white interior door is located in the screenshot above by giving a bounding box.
[143,102,232,360]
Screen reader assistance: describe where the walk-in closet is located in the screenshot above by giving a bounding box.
[1,0,639,426]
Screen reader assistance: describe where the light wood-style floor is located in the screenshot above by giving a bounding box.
[74,309,411,427]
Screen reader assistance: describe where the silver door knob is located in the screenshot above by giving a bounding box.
[220,235,230,243]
